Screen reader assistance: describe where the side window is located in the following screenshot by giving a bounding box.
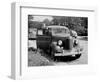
[66,29,70,34]
[37,30,43,35]
[43,28,51,35]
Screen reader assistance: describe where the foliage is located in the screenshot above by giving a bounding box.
[28,15,88,36]
[51,16,88,36]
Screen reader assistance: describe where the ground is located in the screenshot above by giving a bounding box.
[28,37,88,66]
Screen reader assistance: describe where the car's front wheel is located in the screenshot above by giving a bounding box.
[71,53,81,59]
[76,53,81,58]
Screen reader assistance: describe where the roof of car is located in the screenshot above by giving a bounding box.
[47,25,69,29]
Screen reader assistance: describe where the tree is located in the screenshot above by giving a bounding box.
[43,19,51,26]
[51,16,88,36]
[28,15,34,21]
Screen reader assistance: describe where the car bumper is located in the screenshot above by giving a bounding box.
[54,48,82,56]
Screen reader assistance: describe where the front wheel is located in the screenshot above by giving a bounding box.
[72,53,81,59]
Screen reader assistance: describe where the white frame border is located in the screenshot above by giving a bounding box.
[11,2,97,80]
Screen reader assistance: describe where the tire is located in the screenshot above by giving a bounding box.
[51,50,55,59]
[75,53,81,59]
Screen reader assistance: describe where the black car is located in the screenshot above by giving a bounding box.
[36,25,83,59]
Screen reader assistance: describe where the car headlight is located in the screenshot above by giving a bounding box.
[75,39,78,44]
[58,40,63,46]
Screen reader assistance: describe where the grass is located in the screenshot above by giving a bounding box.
[28,50,53,66]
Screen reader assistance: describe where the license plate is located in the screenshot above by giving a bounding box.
[55,53,63,56]
[55,53,67,56]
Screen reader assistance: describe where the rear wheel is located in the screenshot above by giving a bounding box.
[51,50,55,60]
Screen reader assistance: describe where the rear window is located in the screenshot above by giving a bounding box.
[37,30,43,35]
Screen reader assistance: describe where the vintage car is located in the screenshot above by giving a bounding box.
[36,25,83,60]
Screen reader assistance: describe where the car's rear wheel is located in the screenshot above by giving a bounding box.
[51,51,55,59]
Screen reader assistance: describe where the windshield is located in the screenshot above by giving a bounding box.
[52,28,69,35]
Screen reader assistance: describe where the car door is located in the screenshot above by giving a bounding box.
[37,29,51,50]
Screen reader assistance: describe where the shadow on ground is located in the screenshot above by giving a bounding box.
[54,55,81,62]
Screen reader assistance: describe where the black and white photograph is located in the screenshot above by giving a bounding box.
[10,2,98,80]
[28,15,88,66]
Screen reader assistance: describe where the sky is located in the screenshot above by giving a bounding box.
[32,16,53,22]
